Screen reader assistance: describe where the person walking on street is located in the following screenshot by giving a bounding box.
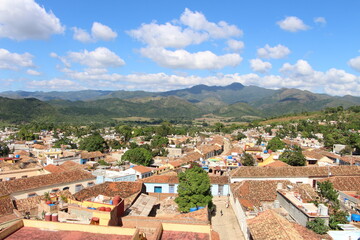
[220,210,223,216]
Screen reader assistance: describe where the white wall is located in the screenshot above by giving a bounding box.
[231,177,311,185]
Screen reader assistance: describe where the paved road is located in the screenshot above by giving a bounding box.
[211,196,245,240]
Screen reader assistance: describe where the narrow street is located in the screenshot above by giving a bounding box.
[211,196,245,240]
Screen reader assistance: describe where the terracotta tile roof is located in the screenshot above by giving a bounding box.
[230,180,318,208]
[0,195,15,216]
[318,176,360,192]
[196,145,220,155]
[141,175,179,184]
[209,135,224,146]
[0,213,19,224]
[44,164,64,173]
[0,170,95,195]
[13,150,30,156]
[247,210,324,240]
[340,155,360,165]
[245,147,263,152]
[230,165,360,178]
[178,151,203,163]
[80,151,105,159]
[60,161,85,171]
[15,195,43,212]
[73,181,144,201]
[32,144,47,150]
[168,160,184,168]
[263,160,289,168]
[132,165,152,174]
[303,150,325,160]
[209,175,229,185]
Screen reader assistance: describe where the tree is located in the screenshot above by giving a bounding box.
[0,142,10,157]
[266,137,285,151]
[53,137,76,149]
[256,135,264,145]
[151,135,168,148]
[279,148,306,166]
[121,148,152,166]
[329,209,348,230]
[317,181,340,208]
[79,133,107,152]
[107,139,123,150]
[116,125,133,143]
[175,164,212,212]
[306,218,329,234]
[241,153,255,166]
[156,121,173,137]
[235,132,246,141]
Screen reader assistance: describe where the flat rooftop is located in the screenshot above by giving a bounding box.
[5,227,132,240]
[161,230,210,240]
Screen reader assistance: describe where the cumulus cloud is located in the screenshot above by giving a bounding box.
[26,69,41,76]
[348,56,360,72]
[140,47,242,70]
[257,44,290,59]
[0,48,34,70]
[180,8,242,38]
[226,39,244,52]
[72,22,117,43]
[314,17,326,25]
[27,79,84,90]
[249,59,272,73]
[72,27,93,43]
[0,0,65,40]
[91,22,117,41]
[64,47,125,68]
[277,16,309,32]
[128,8,243,70]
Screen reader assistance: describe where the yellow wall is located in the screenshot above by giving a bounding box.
[68,199,114,209]
[162,223,210,234]
[23,219,136,235]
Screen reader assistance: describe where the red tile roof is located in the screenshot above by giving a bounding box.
[141,175,179,184]
[209,175,229,185]
[80,151,105,159]
[44,164,64,173]
[73,181,144,201]
[132,165,152,173]
[0,170,95,195]
[230,165,360,178]
[264,160,289,168]
[247,210,325,240]
[317,176,360,192]
[0,195,15,216]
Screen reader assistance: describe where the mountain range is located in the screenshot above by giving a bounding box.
[1,83,360,124]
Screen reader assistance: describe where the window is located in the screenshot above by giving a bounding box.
[154,186,162,193]
[9,177,16,180]
[63,187,70,191]
[218,185,224,195]
[28,193,37,198]
[51,188,59,193]
[87,182,95,187]
[0,179,2,182]
[22,175,28,178]
[75,184,83,193]
[169,184,175,193]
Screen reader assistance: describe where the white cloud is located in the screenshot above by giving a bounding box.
[66,47,125,68]
[91,22,117,41]
[0,48,34,70]
[249,59,272,73]
[128,22,208,48]
[314,17,326,25]
[227,39,244,52]
[280,59,315,76]
[348,56,360,72]
[277,16,309,32]
[257,44,290,59]
[26,69,41,76]
[140,47,242,70]
[27,79,84,90]
[180,8,242,38]
[72,27,93,43]
[0,0,65,40]
[72,22,117,43]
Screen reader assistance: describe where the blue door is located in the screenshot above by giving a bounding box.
[154,186,162,193]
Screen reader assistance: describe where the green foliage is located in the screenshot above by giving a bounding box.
[121,148,153,166]
[175,164,212,212]
[0,141,10,157]
[116,125,133,142]
[151,135,168,148]
[266,137,285,151]
[17,127,37,141]
[279,148,306,166]
[317,181,340,208]
[235,132,246,141]
[53,137,76,149]
[98,159,110,166]
[306,218,329,234]
[329,209,348,230]
[156,121,173,136]
[241,153,255,166]
[79,133,107,152]
[107,139,123,150]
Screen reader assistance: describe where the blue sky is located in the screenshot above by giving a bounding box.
[1,0,360,96]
